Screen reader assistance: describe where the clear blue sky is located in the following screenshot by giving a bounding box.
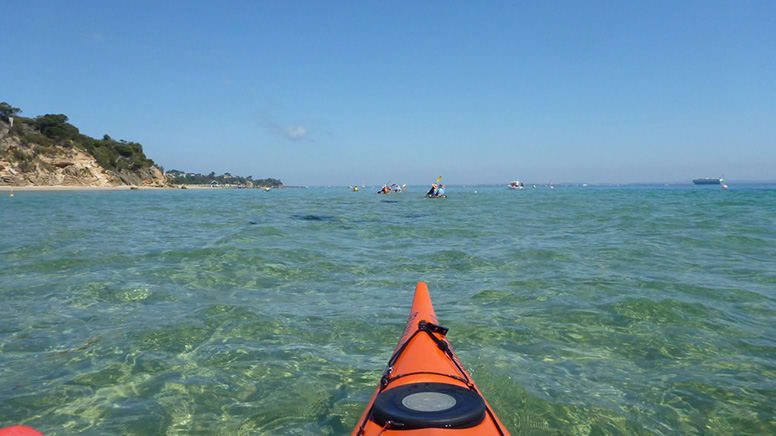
[3,1,775,185]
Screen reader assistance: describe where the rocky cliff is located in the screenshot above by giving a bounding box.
[0,117,168,187]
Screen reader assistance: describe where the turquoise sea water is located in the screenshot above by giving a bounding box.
[1,185,775,435]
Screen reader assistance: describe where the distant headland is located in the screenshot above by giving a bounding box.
[0,101,281,190]
[165,170,283,189]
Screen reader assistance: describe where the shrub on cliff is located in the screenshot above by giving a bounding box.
[31,114,80,141]
[21,133,53,147]
[78,137,155,172]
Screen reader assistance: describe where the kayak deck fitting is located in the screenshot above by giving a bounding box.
[353,282,509,435]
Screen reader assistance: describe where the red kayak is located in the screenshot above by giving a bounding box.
[352,282,510,435]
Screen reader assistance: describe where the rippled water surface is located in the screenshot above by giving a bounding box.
[1,185,775,435]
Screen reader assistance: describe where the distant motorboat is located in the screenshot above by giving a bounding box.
[693,177,724,185]
[507,180,524,189]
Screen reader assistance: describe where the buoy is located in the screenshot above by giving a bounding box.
[722,184,728,189]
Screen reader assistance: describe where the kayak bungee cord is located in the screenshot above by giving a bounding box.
[381,321,470,389]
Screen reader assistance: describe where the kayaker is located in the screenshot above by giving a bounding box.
[426,183,437,197]
[436,184,446,197]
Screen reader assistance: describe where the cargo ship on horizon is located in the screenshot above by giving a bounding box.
[693,177,724,185]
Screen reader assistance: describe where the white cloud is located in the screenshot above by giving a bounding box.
[259,117,309,141]
[286,126,307,140]
[256,108,311,142]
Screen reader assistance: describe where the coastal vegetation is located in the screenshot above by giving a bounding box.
[166,170,282,187]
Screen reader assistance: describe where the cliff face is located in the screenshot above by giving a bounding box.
[0,118,167,187]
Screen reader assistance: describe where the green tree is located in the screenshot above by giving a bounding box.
[33,114,79,141]
[0,102,21,119]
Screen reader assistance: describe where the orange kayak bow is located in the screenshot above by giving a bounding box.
[353,282,510,435]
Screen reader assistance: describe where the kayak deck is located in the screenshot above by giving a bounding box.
[352,282,509,435]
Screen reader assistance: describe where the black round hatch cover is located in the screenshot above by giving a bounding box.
[372,382,486,429]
